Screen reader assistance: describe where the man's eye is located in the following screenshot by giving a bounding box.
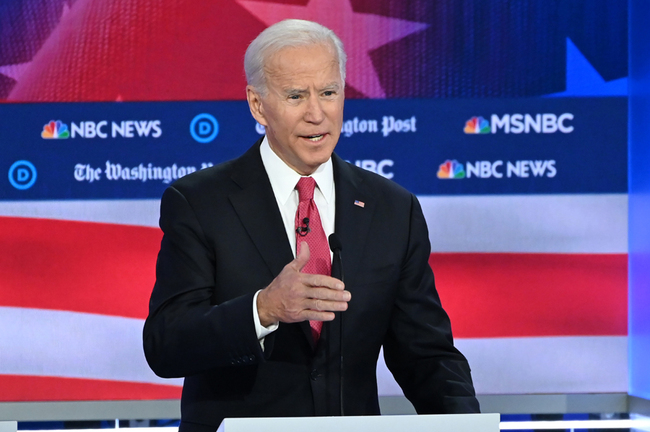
[323,91,335,97]
[288,95,301,100]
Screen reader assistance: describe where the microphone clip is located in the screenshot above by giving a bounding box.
[296,217,311,237]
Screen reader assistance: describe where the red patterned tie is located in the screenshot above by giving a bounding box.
[295,177,331,343]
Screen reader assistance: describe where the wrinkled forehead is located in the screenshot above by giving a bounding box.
[263,42,341,81]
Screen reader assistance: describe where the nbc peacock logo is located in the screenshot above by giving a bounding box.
[463,116,490,134]
[437,160,466,179]
[41,120,70,139]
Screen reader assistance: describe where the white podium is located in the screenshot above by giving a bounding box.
[0,422,17,432]
[217,413,499,432]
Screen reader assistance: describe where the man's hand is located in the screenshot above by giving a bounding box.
[257,242,350,327]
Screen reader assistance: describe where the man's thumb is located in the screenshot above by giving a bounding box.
[295,241,310,272]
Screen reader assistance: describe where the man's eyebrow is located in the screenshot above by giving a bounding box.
[321,82,341,91]
[283,87,308,95]
[282,83,341,95]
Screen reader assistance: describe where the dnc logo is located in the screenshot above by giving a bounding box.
[437,160,465,179]
[41,120,70,139]
[464,116,490,134]
[190,113,219,143]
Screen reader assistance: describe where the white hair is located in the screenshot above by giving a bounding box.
[244,19,347,95]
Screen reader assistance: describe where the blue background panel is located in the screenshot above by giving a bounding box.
[1,97,627,200]
[629,0,650,401]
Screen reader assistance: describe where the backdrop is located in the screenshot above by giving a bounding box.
[0,0,628,402]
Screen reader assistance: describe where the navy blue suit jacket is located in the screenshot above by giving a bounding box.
[143,139,479,431]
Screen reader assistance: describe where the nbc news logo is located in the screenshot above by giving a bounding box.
[41,120,70,139]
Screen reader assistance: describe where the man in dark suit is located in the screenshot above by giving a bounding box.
[143,19,479,432]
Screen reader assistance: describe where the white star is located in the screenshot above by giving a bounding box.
[237,0,428,98]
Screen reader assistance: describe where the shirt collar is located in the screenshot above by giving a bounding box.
[260,136,334,205]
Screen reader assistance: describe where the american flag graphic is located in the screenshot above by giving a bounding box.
[0,193,628,401]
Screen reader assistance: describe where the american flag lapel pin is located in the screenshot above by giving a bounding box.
[354,200,365,208]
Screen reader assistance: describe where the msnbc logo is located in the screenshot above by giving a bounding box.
[463,113,574,134]
[41,120,70,139]
[464,116,490,134]
[437,160,465,179]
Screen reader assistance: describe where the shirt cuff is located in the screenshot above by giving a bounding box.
[253,289,279,350]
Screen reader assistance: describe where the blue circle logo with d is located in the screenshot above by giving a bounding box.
[9,160,37,190]
[190,113,219,143]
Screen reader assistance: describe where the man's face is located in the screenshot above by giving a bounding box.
[247,43,344,175]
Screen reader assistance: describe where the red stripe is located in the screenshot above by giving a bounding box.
[431,253,628,338]
[0,375,181,402]
[0,217,161,319]
[0,217,628,337]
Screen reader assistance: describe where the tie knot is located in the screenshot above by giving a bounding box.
[296,177,316,202]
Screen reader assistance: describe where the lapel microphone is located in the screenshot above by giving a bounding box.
[296,217,310,236]
[328,233,343,282]
[328,233,344,416]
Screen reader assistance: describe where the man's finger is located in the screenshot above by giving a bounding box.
[307,287,351,302]
[306,298,349,313]
[301,273,345,291]
[301,311,336,322]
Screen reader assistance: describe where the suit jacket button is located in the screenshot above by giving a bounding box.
[310,369,319,381]
[249,355,256,362]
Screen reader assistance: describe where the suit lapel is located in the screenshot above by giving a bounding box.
[229,142,318,349]
[316,154,376,356]
[229,142,294,279]
[332,154,375,287]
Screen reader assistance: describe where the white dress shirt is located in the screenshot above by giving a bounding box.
[252,136,336,346]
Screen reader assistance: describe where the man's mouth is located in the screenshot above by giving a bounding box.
[303,134,326,142]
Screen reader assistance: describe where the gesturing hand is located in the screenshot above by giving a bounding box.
[256,242,350,327]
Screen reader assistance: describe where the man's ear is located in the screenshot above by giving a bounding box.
[246,85,267,126]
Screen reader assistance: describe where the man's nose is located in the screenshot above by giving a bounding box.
[304,96,325,124]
